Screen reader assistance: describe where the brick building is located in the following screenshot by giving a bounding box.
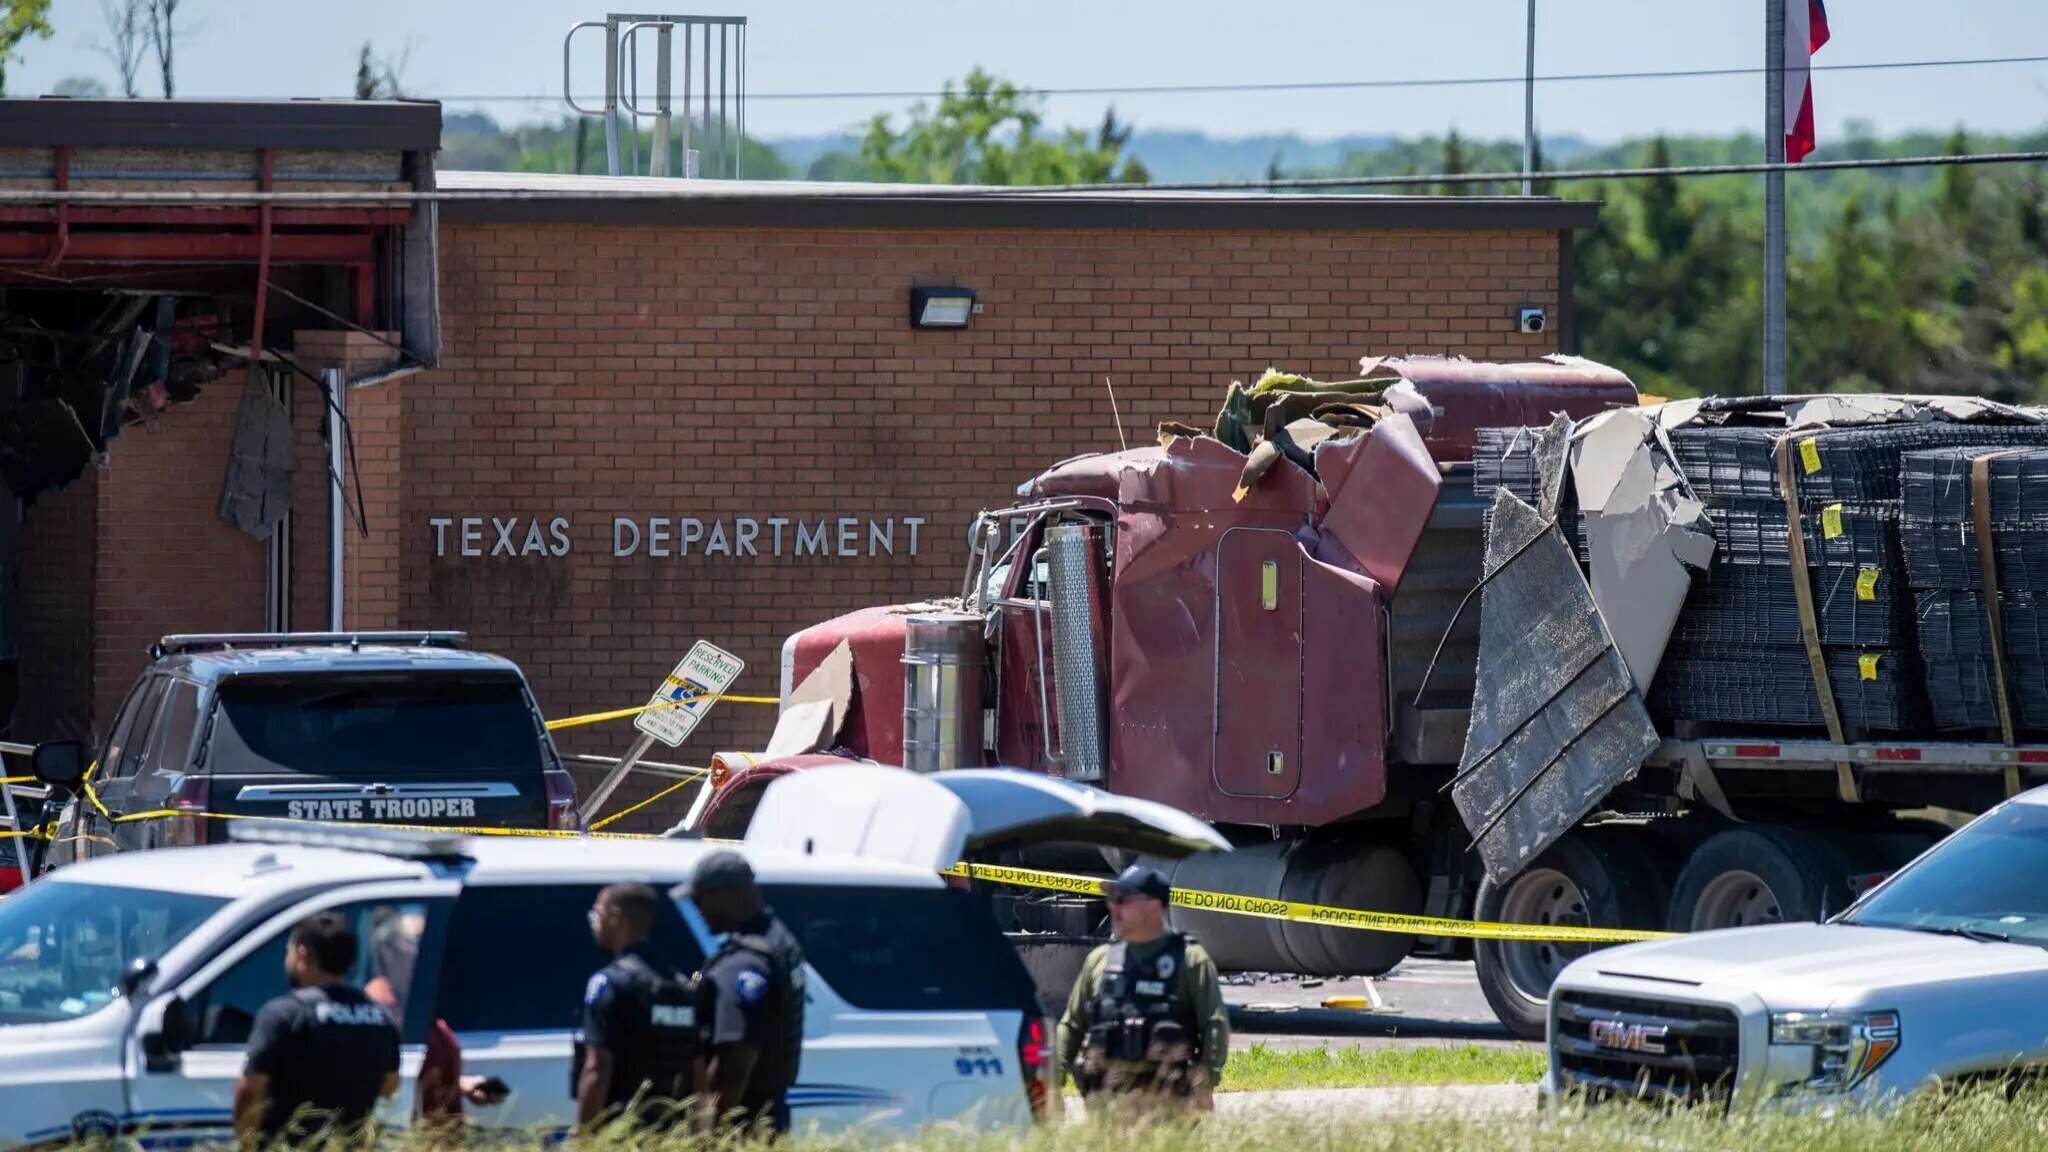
[0,101,1593,830]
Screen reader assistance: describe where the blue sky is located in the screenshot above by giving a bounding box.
[15,0,2048,142]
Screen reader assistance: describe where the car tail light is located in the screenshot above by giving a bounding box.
[1017,1015,1050,1122]
[543,769,580,831]
[709,758,732,792]
[165,777,211,847]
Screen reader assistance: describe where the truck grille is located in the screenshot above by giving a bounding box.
[1553,991,1741,1107]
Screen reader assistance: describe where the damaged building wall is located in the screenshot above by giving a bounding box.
[14,476,97,741]
[11,331,395,744]
[91,378,271,729]
[412,219,1567,831]
[285,331,407,633]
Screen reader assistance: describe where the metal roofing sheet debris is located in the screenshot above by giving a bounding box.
[1572,409,1716,695]
[1452,487,1661,882]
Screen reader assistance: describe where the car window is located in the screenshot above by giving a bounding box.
[438,884,704,1033]
[188,899,440,1047]
[1844,803,2048,946]
[112,678,171,780]
[207,673,549,780]
[144,682,202,779]
[761,883,1038,1012]
[0,881,226,1025]
[98,678,154,781]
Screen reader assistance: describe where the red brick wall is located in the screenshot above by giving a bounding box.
[13,475,99,742]
[344,378,404,630]
[92,376,269,733]
[294,330,405,632]
[412,222,1562,830]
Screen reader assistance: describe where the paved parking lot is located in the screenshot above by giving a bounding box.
[1226,959,1530,1053]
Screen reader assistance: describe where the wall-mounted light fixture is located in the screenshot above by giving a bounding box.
[909,285,976,329]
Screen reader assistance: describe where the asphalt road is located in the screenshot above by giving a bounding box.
[1224,958,1531,1053]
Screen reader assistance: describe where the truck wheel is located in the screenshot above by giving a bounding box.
[1474,833,1664,1041]
[1667,826,1851,932]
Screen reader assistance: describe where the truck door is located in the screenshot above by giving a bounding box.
[1212,529,1303,799]
[127,883,454,1142]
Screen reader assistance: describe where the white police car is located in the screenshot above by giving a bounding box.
[0,765,1225,1145]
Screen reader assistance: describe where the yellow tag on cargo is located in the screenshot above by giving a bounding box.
[1860,653,1881,680]
[1822,504,1844,539]
[1856,566,1879,601]
[1800,439,1822,474]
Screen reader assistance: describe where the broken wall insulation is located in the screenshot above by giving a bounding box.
[0,295,229,501]
[217,365,295,539]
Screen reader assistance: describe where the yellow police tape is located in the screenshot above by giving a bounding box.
[587,771,706,832]
[544,693,780,732]
[24,756,1670,944]
[940,861,1673,945]
[7,798,1672,944]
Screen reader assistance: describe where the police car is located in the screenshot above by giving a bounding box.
[0,765,1226,1145]
[27,632,578,870]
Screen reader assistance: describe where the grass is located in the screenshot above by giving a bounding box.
[137,1084,2048,1152]
[1219,1043,1547,1092]
[318,1086,2048,1152]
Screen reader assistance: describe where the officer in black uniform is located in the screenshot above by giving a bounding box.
[575,883,700,1132]
[681,850,805,1136]
[234,912,400,1150]
[1057,864,1229,1113]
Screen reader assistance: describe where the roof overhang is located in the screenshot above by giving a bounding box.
[0,98,441,151]
[435,171,1600,232]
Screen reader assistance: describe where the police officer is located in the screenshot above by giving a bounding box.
[575,883,699,1132]
[1057,864,1229,1112]
[234,912,400,1150]
[682,851,805,1136]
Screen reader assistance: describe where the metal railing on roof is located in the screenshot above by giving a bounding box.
[564,13,748,179]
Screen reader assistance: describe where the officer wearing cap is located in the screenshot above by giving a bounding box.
[574,883,699,1132]
[1057,864,1228,1112]
[683,850,806,1136]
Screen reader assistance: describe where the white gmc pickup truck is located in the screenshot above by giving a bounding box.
[1547,791,2048,1109]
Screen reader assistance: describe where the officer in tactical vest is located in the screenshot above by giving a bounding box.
[1057,864,1229,1111]
[682,851,806,1136]
[575,883,699,1132]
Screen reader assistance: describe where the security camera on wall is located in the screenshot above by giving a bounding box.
[1518,307,1547,335]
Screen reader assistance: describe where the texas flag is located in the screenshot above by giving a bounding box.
[1785,0,1832,162]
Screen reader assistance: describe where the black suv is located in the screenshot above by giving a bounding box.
[30,632,579,866]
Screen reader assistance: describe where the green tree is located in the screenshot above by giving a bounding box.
[855,68,1147,186]
[1640,138,1693,257]
[0,0,53,96]
[1938,128,1975,230]
[1439,128,1467,196]
[1528,133,1551,197]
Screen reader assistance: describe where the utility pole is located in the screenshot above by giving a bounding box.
[1763,0,1788,396]
[1522,0,1537,196]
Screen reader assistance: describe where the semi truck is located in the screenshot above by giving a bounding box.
[691,356,2048,1038]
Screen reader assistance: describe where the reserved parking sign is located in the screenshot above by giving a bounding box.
[635,641,745,748]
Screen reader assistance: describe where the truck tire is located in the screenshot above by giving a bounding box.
[1666,826,1852,932]
[1474,832,1666,1041]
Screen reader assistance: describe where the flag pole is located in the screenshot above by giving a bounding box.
[1764,0,1788,396]
[1522,0,1536,196]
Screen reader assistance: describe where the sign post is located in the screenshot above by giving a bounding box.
[579,642,746,823]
